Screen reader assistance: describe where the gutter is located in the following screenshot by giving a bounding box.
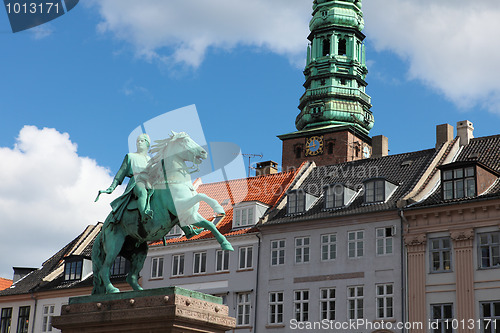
[30,292,37,333]
[253,233,261,333]
[399,209,408,333]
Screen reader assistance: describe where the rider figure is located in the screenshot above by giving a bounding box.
[101,134,153,223]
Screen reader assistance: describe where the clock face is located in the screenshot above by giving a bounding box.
[305,136,324,156]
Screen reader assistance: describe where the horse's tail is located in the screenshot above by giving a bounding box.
[91,230,106,295]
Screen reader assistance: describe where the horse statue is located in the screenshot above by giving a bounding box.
[92,131,233,294]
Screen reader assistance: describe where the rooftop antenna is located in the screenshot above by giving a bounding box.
[241,153,263,177]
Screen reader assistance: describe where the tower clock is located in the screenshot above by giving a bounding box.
[305,136,324,156]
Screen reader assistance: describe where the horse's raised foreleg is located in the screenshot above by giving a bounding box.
[100,226,126,294]
[193,220,234,251]
[174,193,225,216]
[126,242,148,291]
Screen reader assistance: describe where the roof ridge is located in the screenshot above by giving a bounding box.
[197,170,298,188]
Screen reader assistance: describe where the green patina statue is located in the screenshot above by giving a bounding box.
[92,132,233,294]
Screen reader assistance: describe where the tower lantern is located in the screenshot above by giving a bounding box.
[279,0,374,169]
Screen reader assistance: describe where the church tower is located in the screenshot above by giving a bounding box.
[279,0,374,169]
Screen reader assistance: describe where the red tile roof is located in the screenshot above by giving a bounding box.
[151,168,301,246]
[0,277,12,290]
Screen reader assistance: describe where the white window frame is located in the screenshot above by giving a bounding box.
[151,256,164,279]
[236,293,251,326]
[364,179,385,203]
[42,305,55,332]
[480,301,500,333]
[376,284,394,319]
[271,240,286,266]
[348,231,364,258]
[239,246,253,270]
[376,227,394,256]
[320,288,336,321]
[166,224,183,237]
[479,232,500,269]
[294,290,309,322]
[347,286,364,320]
[171,254,184,277]
[269,292,284,325]
[430,237,452,272]
[431,303,453,333]
[321,233,337,261]
[287,190,305,214]
[234,207,254,228]
[193,252,207,275]
[295,237,310,264]
[215,250,230,272]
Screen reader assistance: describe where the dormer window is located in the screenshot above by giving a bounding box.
[324,184,357,209]
[166,225,184,238]
[442,166,475,200]
[110,256,130,276]
[287,190,318,215]
[63,255,91,281]
[64,260,82,281]
[363,178,398,204]
[439,161,499,201]
[233,201,269,228]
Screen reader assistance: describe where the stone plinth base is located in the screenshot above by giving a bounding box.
[52,287,236,333]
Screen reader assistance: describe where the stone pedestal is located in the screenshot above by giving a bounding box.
[52,287,236,333]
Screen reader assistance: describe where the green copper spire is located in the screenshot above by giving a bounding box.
[296,0,374,134]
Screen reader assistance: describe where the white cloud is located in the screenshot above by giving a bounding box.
[30,24,54,40]
[0,126,118,279]
[88,0,311,68]
[363,0,500,113]
[88,1,500,113]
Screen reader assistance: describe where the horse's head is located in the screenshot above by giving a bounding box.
[167,131,207,165]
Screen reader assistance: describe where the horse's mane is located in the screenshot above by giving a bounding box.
[143,132,189,184]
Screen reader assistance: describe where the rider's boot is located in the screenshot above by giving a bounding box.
[181,226,202,239]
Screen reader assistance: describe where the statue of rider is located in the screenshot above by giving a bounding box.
[98,133,153,224]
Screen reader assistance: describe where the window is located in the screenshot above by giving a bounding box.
[172,254,184,276]
[294,290,309,322]
[442,166,475,200]
[1,308,12,333]
[376,284,393,319]
[110,256,129,276]
[269,292,284,325]
[431,304,453,333]
[430,238,452,272]
[16,306,30,333]
[234,207,255,228]
[271,240,286,266]
[42,305,54,332]
[320,288,336,321]
[216,250,229,272]
[151,257,164,279]
[348,231,364,258]
[295,146,302,159]
[287,190,305,214]
[365,179,385,203]
[236,293,251,326]
[166,224,183,237]
[480,301,500,333]
[347,286,363,320]
[193,252,207,274]
[325,185,344,209]
[376,227,394,256]
[338,38,347,56]
[239,247,253,270]
[479,232,500,268]
[328,142,334,155]
[322,38,330,56]
[321,233,337,261]
[295,237,310,264]
[64,260,82,281]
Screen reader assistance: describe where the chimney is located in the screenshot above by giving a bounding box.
[255,161,278,176]
[372,135,388,158]
[457,120,474,146]
[436,123,454,148]
[12,267,37,283]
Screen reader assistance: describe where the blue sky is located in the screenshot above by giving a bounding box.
[1,0,500,278]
